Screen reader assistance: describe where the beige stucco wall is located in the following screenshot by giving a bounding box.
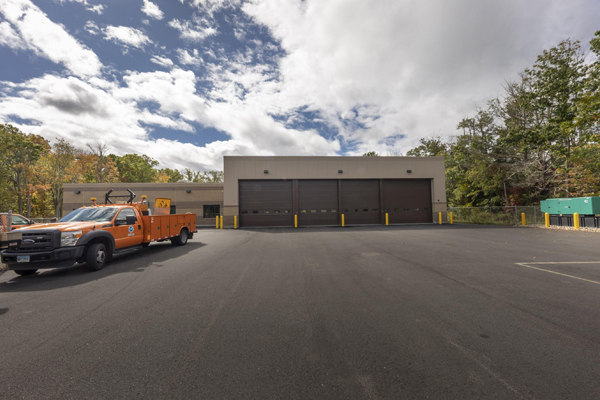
[223,156,447,222]
[63,182,224,226]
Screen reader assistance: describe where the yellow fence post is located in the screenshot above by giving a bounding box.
[234,216,237,229]
[220,216,223,229]
[574,213,580,229]
[341,214,345,227]
[449,212,453,224]
[521,212,526,226]
[385,213,389,226]
[439,212,442,225]
[545,212,550,228]
[216,217,219,229]
[294,214,298,228]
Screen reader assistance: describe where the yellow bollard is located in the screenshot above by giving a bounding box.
[439,212,442,225]
[521,212,526,226]
[341,214,345,227]
[385,213,389,226]
[216,217,219,229]
[574,213,580,229]
[294,214,298,228]
[220,216,223,229]
[545,212,550,228]
[234,215,237,229]
[449,212,453,225]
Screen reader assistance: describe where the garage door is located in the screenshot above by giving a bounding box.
[298,180,338,226]
[383,179,432,223]
[341,180,380,225]
[239,180,293,227]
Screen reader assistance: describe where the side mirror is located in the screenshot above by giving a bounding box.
[51,218,58,223]
[125,215,136,225]
[29,220,35,224]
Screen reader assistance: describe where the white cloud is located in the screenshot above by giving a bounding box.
[0,0,102,77]
[0,69,339,171]
[241,0,600,155]
[150,55,174,68]
[103,25,151,49]
[84,20,99,35]
[184,0,240,16]
[176,48,203,66]
[0,20,24,49]
[141,0,163,20]
[59,0,105,14]
[168,15,217,41]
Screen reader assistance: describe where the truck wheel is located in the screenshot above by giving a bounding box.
[85,243,108,271]
[15,269,37,276]
[171,229,188,246]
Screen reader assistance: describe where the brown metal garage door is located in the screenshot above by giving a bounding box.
[298,180,338,226]
[341,180,380,225]
[239,180,293,227]
[383,179,432,223]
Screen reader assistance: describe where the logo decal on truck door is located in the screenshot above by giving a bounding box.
[128,226,134,233]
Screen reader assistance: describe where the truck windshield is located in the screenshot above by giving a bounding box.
[59,207,119,223]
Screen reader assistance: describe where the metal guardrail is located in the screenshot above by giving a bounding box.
[447,206,544,226]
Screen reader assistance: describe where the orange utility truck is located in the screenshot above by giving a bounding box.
[1,189,197,275]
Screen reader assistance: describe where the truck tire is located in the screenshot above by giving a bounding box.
[15,269,37,276]
[85,243,108,271]
[171,229,188,246]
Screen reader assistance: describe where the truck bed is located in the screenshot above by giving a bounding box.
[142,214,197,243]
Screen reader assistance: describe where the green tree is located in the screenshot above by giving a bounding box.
[0,125,45,215]
[183,168,202,182]
[112,154,159,183]
[158,168,183,183]
[406,135,447,157]
[362,151,379,157]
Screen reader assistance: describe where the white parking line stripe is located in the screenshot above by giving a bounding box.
[515,263,600,286]
[524,262,600,265]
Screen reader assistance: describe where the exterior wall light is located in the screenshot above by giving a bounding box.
[186,190,192,193]
[407,170,412,173]
[74,190,81,194]
[264,170,269,174]
[338,170,343,173]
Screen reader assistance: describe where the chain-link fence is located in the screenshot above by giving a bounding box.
[1,211,12,233]
[447,206,544,226]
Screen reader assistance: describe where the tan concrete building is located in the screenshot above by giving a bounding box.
[223,156,446,227]
[63,156,446,228]
[63,182,224,226]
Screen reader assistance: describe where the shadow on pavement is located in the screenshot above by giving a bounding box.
[0,240,206,293]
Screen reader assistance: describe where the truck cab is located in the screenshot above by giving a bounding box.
[0,213,35,231]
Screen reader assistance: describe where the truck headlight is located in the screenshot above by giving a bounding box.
[61,231,82,247]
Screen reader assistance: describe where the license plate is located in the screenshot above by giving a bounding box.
[17,256,30,263]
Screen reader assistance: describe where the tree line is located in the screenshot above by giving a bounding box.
[0,127,223,218]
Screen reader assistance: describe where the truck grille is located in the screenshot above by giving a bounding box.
[16,232,54,252]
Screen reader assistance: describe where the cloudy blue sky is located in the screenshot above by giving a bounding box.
[0,0,599,171]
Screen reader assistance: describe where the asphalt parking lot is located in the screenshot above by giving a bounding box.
[1,224,600,399]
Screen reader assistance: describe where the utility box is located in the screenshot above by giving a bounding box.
[577,197,600,215]
[541,197,600,216]
[542,196,600,228]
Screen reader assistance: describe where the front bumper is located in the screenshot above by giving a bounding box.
[1,246,85,270]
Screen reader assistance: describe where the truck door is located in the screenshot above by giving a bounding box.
[113,208,143,249]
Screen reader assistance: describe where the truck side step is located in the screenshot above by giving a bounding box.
[113,245,143,255]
